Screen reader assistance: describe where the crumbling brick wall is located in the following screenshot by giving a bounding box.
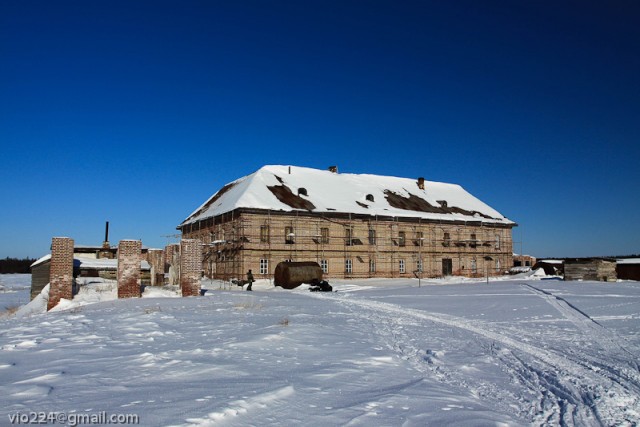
[148,249,164,286]
[48,237,74,310]
[180,239,202,297]
[164,243,180,285]
[118,240,141,298]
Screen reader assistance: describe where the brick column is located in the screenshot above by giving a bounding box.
[48,237,74,310]
[118,240,142,298]
[180,239,202,297]
[148,249,164,286]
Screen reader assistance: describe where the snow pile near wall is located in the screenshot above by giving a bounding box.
[13,278,183,317]
[14,284,49,318]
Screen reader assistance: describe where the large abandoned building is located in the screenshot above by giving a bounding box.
[178,165,516,281]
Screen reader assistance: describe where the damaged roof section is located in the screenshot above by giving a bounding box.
[384,190,496,220]
[179,165,514,227]
[267,184,316,211]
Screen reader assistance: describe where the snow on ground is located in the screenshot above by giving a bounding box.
[0,274,639,426]
[0,274,31,317]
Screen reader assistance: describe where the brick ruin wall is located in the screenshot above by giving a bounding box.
[180,239,202,296]
[148,249,164,286]
[164,243,180,285]
[118,240,142,298]
[48,237,74,310]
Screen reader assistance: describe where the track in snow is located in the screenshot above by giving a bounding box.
[315,292,640,426]
[522,283,639,370]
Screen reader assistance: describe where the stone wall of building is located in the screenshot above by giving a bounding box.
[183,211,514,281]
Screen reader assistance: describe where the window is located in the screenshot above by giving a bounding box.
[399,259,405,274]
[345,227,353,246]
[320,227,329,244]
[345,258,352,274]
[495,234,501,250]
[369,259,376,273]
[260,259,269,275]
[321,259,328,274]
[416,231,424,246]
[368,228,376,245]
[398,231,406,247]
[366,194,375,202]
[471,258,477,275]
[260,225,270,243]
[298,188,308,196]
[496,258,501,272]
[285,226,295,244]
[443,232,451,247]
[416,259,423,273]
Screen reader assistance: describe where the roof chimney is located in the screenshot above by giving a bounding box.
[417,177,425,190]
[328,166,338,173]
[102,221,110,249]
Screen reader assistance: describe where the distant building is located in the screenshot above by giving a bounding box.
[513,254,536,268]
[564,258,617,282]
[178,165,516,281]
[617,258,640,281]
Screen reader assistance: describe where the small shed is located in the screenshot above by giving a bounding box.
[533,259,564,276]
[617,259,640,281]
[564,258,617,282]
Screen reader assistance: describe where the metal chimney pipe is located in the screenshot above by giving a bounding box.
[104,221,110,243]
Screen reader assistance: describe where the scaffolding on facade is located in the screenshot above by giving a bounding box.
[183,209,517,282]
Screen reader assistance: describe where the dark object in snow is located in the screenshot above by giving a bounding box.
[274,261,323,289]
[309,279,333,292]
[246,269,254,291]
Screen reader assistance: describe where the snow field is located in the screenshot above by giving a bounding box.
[0,274,639,426]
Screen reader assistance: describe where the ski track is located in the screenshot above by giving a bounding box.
[314,292,640,427]
[522,283,640,370]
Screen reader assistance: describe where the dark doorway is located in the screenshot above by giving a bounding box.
[442,258,453,276]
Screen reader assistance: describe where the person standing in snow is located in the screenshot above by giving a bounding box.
[246,269,254,291]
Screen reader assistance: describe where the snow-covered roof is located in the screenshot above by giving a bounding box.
[617,258,640,265]
[180,165,515,227]
[30,254,150,270]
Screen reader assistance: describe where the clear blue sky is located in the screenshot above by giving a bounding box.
[1,0,639,259]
